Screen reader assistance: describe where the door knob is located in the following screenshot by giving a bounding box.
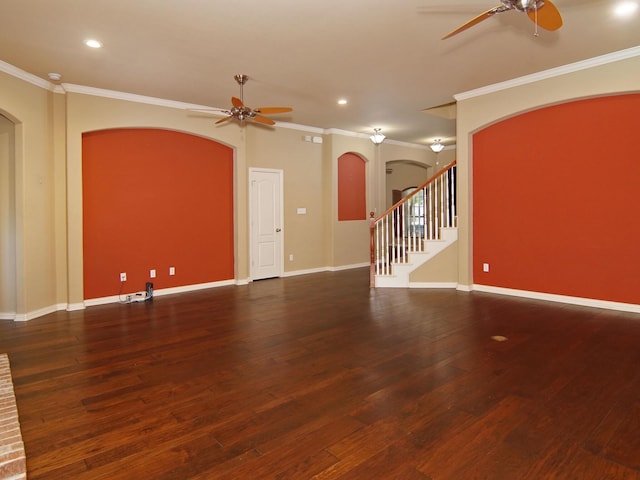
[276,228,281,232]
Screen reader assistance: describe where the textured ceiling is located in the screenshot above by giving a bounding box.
[1,0,639,145]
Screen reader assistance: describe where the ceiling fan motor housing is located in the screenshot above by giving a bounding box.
[503,0,544,11]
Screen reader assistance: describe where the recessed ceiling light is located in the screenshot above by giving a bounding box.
[614,1,638,16]
[337,99,348,105]
[85,39,103,48]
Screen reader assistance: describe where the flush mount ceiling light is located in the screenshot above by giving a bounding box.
[85,39,103,48]
[370,128,385,145]
[337,99,348,105]
[430,139,445,153]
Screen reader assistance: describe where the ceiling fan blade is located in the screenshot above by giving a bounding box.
[527,0,563,31]
[255,107,293,115]
[252,114,276,126]
[215,116,233,125]
[231,96,244,108]
[442,5,508,39]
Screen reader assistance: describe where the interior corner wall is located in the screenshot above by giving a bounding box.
[0,72,58,317]
[0,117,16,315]
[473,93,640,305]
[82,128,234,299]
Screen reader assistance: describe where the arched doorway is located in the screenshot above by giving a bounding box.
[385,160,430,209]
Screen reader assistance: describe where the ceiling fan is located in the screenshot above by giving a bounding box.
[442,0,563,39]
[211,74,292,126]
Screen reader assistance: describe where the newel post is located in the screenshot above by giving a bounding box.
[369,211,376,288]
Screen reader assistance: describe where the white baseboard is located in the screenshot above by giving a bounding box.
[409,282,458,289]
[328,262,369,272]
[281,267,328,278]
[282,263,368,278]
[84,279,236,307]
[67,302,86,312]
[473,284,640,314]
[14,303,67,322]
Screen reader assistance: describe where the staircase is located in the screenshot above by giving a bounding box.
[370,161,457,287]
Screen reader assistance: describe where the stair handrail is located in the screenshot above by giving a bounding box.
[374,160,457,222]
[370,160,457,287]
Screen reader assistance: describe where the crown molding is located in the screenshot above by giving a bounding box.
[62,83,207,110]
[325,128,431,150]
[455,46,640,101]
[0,59,53,90]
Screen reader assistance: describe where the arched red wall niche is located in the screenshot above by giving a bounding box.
[338,152,366,221]
[473,93,640,305]
[82,128,234,299]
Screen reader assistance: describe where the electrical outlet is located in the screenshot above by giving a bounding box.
[289,254,294,261]
[150,269,156,278]
[483,263,490,272]
[169,266,175,276]
[120,272,127,282]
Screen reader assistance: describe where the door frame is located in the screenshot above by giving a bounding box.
[248,167,284,281]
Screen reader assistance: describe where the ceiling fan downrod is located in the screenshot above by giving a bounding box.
[234,74,248,102]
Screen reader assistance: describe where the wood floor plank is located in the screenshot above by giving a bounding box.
[1,268,640,479]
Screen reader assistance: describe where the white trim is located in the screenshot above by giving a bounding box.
[84,279,235,307]
[0,312,16,320]
[63,83,212,110]
[456,284,473,292]
[13,303,67,322]
[282,263,369,277]
[62,84,327,135]
[328,262,370,272]
[326,128,367,139]
[0,59,53,90]
[278,122,324,135]
[235,278,250,286]
[326,128,431,150]
[455,46,640,101]
[67,302,86,312]
[473,284,640,314]
[282,267,330,277]
[409,282,458,289]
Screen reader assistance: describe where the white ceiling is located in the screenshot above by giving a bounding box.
[1,0,639,145]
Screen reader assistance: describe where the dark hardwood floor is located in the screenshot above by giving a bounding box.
[2,268,640,479]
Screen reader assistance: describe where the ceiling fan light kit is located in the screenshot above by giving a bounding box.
[208,74,292,126]
[442,0,563,39]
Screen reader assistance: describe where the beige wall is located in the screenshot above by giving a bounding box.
[3,50,637,318]
[2,71,432,316]
[0,115,16,316]
[385,162,430,208]
[0,72,58,318]
[455,53,640,289]
[409,242,458,284]
[245,126,325,272]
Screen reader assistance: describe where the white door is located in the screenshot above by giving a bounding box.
[249,168,283,280]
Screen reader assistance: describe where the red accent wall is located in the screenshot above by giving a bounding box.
[82,128,234,299]
[338,153,366,221]
[473,93,640,304]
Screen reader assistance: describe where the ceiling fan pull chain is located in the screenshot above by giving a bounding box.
[534,4,539,36]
